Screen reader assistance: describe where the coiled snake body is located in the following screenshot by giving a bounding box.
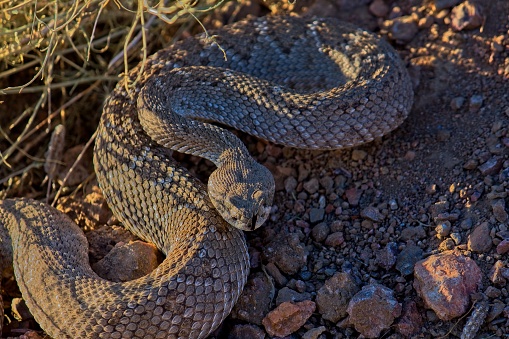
[0,16,413,338]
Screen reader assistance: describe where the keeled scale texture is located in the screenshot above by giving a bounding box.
[0,16,413,339]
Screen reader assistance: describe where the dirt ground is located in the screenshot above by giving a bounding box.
[1,0,509,338]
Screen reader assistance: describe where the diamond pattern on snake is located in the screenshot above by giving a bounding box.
[0,15,413,339]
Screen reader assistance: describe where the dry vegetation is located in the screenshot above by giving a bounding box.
[0,0,233,202]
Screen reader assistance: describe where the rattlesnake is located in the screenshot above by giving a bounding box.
[0,15,413,339]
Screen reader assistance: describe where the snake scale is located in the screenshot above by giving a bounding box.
[0,15,413,338]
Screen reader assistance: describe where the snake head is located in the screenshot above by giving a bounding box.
[208,156,274,231]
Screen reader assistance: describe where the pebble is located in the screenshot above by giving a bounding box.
[276,287,312,306]
[265,262,288,286]
[227,324,265,339]
[302,326,327,339]
[345,187,361,206]
[231,271,273,325]
[319,176,334,195]
[463,158,478,170]
[387,15,419,44]
[284,176,298,193]
[469,94,484,111]
[491,199,508,222]
[263,232,308,275]
[450,1,483,31]
[360,206,385,223]
[309,208,325,223]
[303,178,319,194]
[346,284,402,338]
[435,221,451,238]
[496,239,509,255]
[478,157,503,175]
[413,251,482,320]
[311,222,330,242]
[351,149,367,161]
[489,260,507,286]
[450,96,465,110]
[316,272,359,322]
[377,242,398,270]
[369,0,389,17]
[395,244,423,276]
[400,225,426,241]
[467,222,492,253]
[324,232,345,247]
[92,240,161,282]
[395,300,423,337]
[261,300,316,337]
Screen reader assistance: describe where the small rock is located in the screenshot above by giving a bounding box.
[262,300,316,337]
[484,286,501,298]
[387,16,419,44]
[284,176,298,193]
[311,222,330,242]
[319,176,334,195]
[265,262,288,286]
[469,94,484,111]
[276,287,312,306]
[347,284,402,338]
[309,208,325,223]
[228,324,265,339]
[395,244,423,276]
[324,232,345,247]
[316,272,360,322]
[360,206,385,223]
[351,149,367,161]
[435,221,452,238]
[413,251,482,320]
[463,158,478,170]
[436,129,451,141]
[231,272,273,325]
[450,96,465,110]
[491,199,508,222]
[302,326,327,339]
[377,242,398,270]
[92,240,162,282]
[478,157,503,176]
[395,300,423,337]
[400,225,426,241]
[369,0,389,17]
[467,222,492,253]
[263,232,308,275]
[303,178,320,194]
[450,1,483,31]
[345,187,362,206]
[496,239,509,255]
[489,260,507,286]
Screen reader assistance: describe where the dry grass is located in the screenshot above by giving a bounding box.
[0,0,231,201]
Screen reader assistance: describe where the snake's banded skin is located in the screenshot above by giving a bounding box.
[0,16,413,338]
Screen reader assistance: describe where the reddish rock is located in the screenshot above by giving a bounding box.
[324,232,345,247]
[231,272,273,325]
[395,300,423,337]
[496,239,509,255]
[262,300,316,337]
[347,284,402,338]
[387,16,419,44]
[92,240,162,282]
[467,222,492,253]
[489,260,507,286]
[316,272,360,322]
[413,251,482,320]
[345,187,362,206]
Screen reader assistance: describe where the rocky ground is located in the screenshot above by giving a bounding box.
[1,0,509,338]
